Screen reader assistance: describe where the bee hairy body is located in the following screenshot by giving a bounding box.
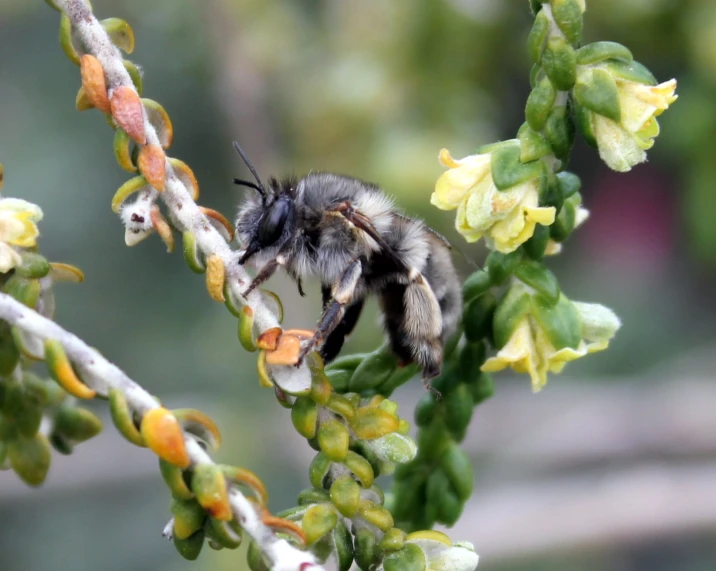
[234,163,462,383]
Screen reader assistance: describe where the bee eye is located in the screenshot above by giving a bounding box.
[258,199,291,246]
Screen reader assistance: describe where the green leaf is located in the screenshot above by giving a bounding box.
[574,102,598,148]
[574,68,621,122]
[173,530,205,561]
[463,293,496,342]
[492,287,532,348]
[349,345,397,393]
[576,41,633,65]
[551,0,584,45]
[444,384,474,441]
[524,224,550,260]
[355,529,381,571]
[486,249,523,285]
[8,433,51,487]
[15,252,50,279]
[490,141,543,191]
[440,442,474,501]
[545,104,575,163]
[518,122,553,162]
[514,260,560,305]
[527,10,549,62]
[557,171,581,199]
[462,270,492,303]
[384,543,427,571]
[525,76,557,132]
[550,193,578,242]
[542,36,577,90]
[531,294,582,350]
[605,59,657,85]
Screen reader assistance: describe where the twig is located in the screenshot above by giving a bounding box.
[0,292,320,571]
[57,0,280,336]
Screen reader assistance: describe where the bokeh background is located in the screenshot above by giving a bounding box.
[1,1,715,570]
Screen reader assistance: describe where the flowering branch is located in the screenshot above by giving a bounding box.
[0,290,320,571]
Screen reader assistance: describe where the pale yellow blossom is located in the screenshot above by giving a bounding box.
[0,198,43,273]
[588,74,677,172]
[431,147,556,253]
[482,290,620,392]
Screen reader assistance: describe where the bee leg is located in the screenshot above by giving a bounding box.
[241,253,287,298]
[320,299,364,363]
[296,259,363,366]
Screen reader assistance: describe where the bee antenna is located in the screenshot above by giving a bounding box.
[233,179,264,193]
[232,141,266,198]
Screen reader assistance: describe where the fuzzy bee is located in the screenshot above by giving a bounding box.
[232,142,462,386]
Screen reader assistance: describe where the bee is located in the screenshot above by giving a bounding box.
[232,142,462,387]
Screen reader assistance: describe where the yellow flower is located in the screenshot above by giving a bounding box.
[481,287,620,392]
[0,198,43,273]
[431,147,556,253]
[585,71,677,172]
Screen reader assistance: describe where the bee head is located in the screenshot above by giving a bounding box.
[232,142,296,265]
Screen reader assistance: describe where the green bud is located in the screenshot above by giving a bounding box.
[518,122,553,162]
[352,407,399,440]
[424,469,450,527]
[123,60,143,95]
[574,68,621,122]
[351,440,383,479]
[531,293,582,350]
[182,231,206,274]
[493,287,532,348]
[527,10,549,62]
[173,529,205,561]
[15,252,50,279]
[343,450,375,488]
[302,503,338,545]
[545,104,575,163]
[414,393,437,428]
[462,269,492,304]
[463,293,496,342]
[333,520,355,571]
[191,464,232,521]
[376,362,419,396]
[326,368,353,393]
[54,406,103,443]
[330,475,361,517]
[297,487,330,506]
[0,414,16,440]
[8,433,51,487]
[238,307,256,352]
[486,249,523,285]
[514,260,560,305]
[458,341,487,382]
[49,432,73,455]
[468,373,494,404]
[309,452,333,489]
[160,458,194,500]
[205,517,242,549]
[444,384,474,441]
[383,543,427,571]
[3,275,41,308]
[0,322,20,377]
[551,0,583,45]
[490,141,543,191]
[542,36,577,90]
[440,442,474,502]
[358,500,394,532]
[355,529,380,571]
[576,41,633,65]
[291,396,318,439]
[379,528,407,552]
[524,224,550,260]
[525,75,557,132]
[437,487,464,526]
[108,388,146,447]
[557,171,581,199]
[247,540,270,571]
[171,498,207,540]
[369,432,418,465]
[574,102,597,148]
[349,345,397,393]
[318,419,350,461]
[550,193,578,242]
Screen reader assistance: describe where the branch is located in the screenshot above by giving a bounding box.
[56,0,280,337]
[0,291,321,571]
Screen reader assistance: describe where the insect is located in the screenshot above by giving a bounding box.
[232,142,462,387]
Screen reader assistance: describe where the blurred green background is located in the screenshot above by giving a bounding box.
[2,1,716,570]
